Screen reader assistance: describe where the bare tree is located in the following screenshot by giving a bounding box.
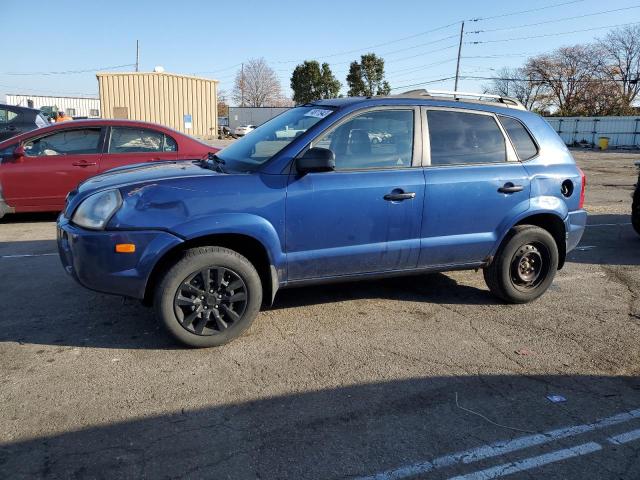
[483,67,548,111]
[232,58,283,107]
[597,25,640,112]
[523,45,601,116]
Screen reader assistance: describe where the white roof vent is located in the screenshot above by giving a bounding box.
[153,66,165,73]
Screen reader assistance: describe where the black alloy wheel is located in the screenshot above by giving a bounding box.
[174,267,248,336]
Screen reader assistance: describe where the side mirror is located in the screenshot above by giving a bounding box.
[296,147,335,174]
[13,145,25,163]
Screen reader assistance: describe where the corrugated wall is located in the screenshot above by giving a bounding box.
[97,72,218,137]
[5,94,100,117]
[228,107,291,130]
[545,116,640,147]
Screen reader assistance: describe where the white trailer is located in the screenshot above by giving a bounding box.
[5,94,101,118]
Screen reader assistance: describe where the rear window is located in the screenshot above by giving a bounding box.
[498,115,538,160]
[427,110,506,165]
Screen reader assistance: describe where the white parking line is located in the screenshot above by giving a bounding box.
[608,428,640,445]
[447,442,602,480]
[354,408,640,480]
[586,223,632,227]
[0,253,57,259]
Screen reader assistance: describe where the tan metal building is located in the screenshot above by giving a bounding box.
[96,71,218,137]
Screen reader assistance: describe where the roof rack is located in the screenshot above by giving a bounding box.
[391,88,526,110]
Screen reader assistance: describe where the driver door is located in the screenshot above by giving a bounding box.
[285,107,425,280]
[1,127,103,210]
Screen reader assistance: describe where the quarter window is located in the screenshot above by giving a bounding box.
[24,128,101,156]
[0,109,17,123]
[314,109,414,170]
[427,110,507,166]
[498,115,538,160]
[109,127,165,153]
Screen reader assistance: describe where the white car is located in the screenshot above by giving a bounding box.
[234,125,256,137]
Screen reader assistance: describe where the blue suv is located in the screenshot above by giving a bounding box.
[57,90,587,347]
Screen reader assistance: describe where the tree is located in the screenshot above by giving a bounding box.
[217,89,229,117]
[290,61,341,104]
[483,67,548,111]
[346,53,391,96]
[523,45,601,116]
[232,58,283,107]
[597,25,640,113]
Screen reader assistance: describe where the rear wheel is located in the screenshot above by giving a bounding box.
[483,225,558,304]
[154,246,262,347]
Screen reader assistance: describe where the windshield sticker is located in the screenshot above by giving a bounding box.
[304,108,333,119]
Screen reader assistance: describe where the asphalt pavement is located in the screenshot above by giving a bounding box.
[0,149,639,479]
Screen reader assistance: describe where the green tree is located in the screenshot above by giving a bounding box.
[290,61,341,104]
[346,53,391,96]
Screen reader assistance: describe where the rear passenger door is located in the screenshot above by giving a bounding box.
[419,108,533,267]
[100,126,178,172]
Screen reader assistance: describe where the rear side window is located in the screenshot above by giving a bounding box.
[109,127,164,153]
[498,115,538,160]
[427,110,506,166]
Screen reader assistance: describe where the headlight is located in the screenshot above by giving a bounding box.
[72,189,122,230]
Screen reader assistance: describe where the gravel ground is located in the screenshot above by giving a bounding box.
[0,149,639,479]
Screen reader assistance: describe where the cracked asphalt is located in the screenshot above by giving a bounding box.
[0,149,639,479]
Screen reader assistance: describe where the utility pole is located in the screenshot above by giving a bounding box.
[454,21,464,93]
[240,62,245,107]
[135,40,140,72]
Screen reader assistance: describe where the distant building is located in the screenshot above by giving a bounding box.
[97,71,218,138]
[228,107,290,130]
[5,94,100,118]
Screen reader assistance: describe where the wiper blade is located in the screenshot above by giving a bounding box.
[198,152,226,173]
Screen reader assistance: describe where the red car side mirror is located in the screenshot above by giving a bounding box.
[13,145,25,163]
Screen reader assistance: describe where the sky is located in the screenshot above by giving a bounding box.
[2,0,639,104]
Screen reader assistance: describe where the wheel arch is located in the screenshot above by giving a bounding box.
[143,232,280,307]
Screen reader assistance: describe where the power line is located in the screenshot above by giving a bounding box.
[469,0,585,22]
[0,63,135,76]
[389,76,457,91]
[0,83,97,96]
[468,21,640,44]
[460,75,638,83]
[472,5,640,34]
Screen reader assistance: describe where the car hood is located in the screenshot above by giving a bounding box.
[78,161,217,192]
[65,161,220,215]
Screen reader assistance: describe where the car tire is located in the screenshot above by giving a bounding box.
[483,225,558,304]
[154,246,262,348]
[632,183,640,236]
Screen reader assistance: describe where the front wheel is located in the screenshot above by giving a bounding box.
[154,246,262,347]
[483,225,558,304]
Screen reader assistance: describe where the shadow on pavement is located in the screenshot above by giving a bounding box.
[2,374,640,479]
[0,212,59,224]
[568,214,639,266]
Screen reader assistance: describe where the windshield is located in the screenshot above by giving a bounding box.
[217,106,335,171]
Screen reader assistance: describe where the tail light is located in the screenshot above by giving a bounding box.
[578,167,586,209]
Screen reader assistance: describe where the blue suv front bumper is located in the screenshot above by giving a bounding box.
[57,216,183,299]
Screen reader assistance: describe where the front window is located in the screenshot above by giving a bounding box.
[24,128,101,156]
[313,109,414,170]
[216,106,335,171]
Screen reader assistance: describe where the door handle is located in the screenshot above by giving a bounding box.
[72,161,97,167]
[498,182,524,194]
[384,191,416,201]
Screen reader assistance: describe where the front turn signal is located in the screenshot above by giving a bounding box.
[115,243,136,253]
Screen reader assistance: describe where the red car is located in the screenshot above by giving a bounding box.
[0,119,218,218]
